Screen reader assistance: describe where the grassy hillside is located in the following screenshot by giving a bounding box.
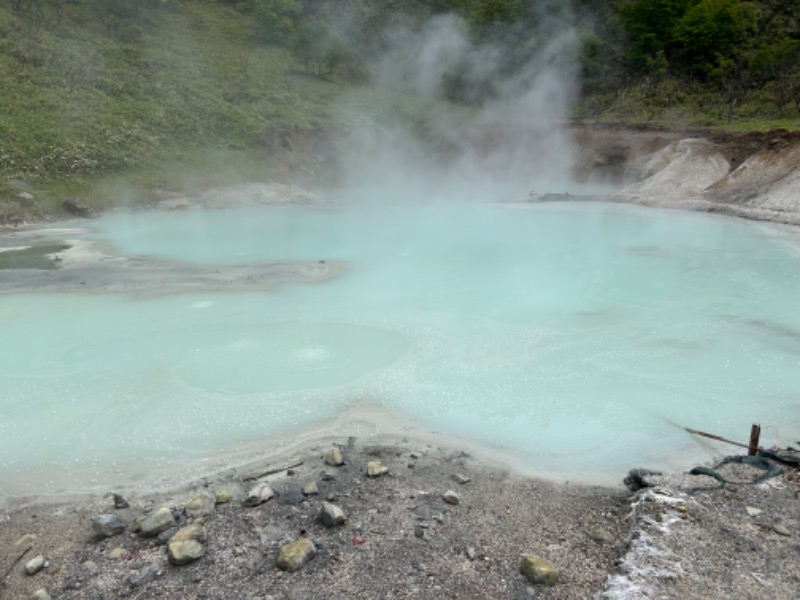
[0,0,376,218]
[1,0,797,223]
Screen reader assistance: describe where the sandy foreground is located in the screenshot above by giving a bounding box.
[2,192,800,599]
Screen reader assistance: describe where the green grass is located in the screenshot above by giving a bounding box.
[576,78,800,133]
[0,1,456,220]
[0,1,361,214]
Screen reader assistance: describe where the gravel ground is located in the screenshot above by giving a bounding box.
[2,436,798,600]
[1,435,629,600]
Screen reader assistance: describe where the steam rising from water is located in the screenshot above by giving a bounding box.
[336,9,585,204]
[3,7,799,496]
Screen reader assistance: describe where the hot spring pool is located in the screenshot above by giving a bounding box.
[2,201,799,493]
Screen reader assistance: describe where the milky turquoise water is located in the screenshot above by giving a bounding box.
[2,202,799,491]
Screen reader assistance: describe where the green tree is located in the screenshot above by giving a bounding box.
[672,0,754,78]
[750,39,800,115]
[616,0,691,74]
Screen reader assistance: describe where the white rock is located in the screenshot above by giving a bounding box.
[244,482,275,507]
[24,555,46,576]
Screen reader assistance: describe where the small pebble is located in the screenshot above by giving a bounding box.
[442,490,460,505]
[24,555,46,576]
[324,448,344,467]
[367,461,388,477]
[771,523,790,536]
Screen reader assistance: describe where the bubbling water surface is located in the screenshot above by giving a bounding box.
[2,202,799,492]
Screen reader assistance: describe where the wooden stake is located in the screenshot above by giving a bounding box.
[748,423,761,456]
[684,427,752,451]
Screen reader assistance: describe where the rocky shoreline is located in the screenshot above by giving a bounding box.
[1,435,630,600]
[2,433,798,600]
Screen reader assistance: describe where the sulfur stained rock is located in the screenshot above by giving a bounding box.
[520,554,559,586]
[276,538,316,572]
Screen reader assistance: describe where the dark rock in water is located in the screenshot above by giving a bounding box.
[62,198,93,217]
[91,514,126,539]
[113,494,130,509]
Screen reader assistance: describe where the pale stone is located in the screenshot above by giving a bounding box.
[138,507,176,537]
[31,589,51,600]
[520,554,559,586]
[367,460,388,477]
[168,539,205,566]
[276,538,316,572]
[24,555,46,576]
[244,482,274,507]
[167,520,206,566]
[589,527,614,544]
[746,506,763,517]
[15,534,37,547]
[442,490,460,505]
[170,523,207,544]
[320,502,347,527]
[324,447,344,466]
[302,480,319,496]
[109,547,128,559]
[215,490,232,504]
[771,523,790,536]
[82,560,98,572]
[185,494,215,517]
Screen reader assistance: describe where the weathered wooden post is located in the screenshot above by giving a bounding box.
[748,423,761,456]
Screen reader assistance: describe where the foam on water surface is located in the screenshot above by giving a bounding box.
[2,202,799,493]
